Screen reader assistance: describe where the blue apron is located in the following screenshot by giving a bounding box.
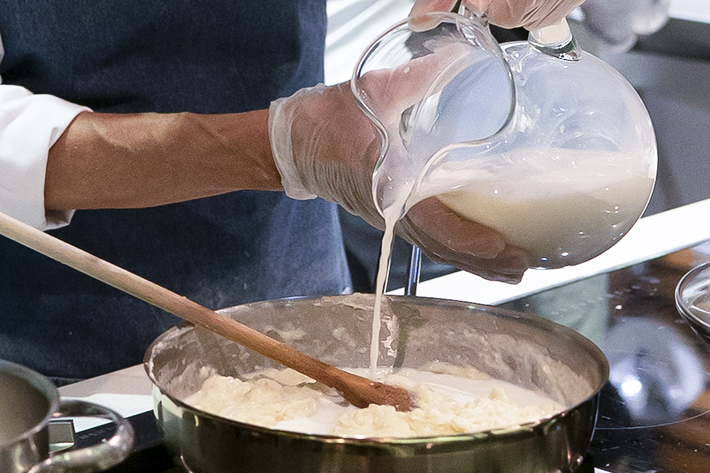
[0,0,351,384]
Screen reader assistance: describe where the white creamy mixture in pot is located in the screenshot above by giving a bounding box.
[184,361,562,438]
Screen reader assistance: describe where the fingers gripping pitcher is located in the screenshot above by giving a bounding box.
[351,8,657,270]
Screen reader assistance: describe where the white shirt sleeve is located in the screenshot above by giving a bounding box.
[1,33,92,230]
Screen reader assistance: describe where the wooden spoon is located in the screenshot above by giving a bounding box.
[0,211,414,412]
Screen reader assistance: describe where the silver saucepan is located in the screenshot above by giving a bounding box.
[0,360,134,473]
[145,294,608,473]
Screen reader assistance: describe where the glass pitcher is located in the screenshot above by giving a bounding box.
[351,11,657,269]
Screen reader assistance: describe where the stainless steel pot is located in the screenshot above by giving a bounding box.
[145,294,609,473]
[0,360,135,473]
[676,259,710,345]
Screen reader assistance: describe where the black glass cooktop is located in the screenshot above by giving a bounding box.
[500,240,710,473]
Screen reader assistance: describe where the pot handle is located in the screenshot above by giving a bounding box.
[32,400,135,473]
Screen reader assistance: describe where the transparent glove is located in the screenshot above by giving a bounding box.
[410,0,586,30]
[269,63,528,283]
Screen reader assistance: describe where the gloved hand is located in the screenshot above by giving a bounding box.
[269,53,528,283]
[410,0,586,30]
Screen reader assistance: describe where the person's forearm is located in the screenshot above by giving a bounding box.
[45,109,279,210]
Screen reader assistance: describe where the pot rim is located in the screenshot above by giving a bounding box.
[0,359,60,448]
[675,259,710,340]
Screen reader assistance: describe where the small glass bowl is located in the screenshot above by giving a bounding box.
[676,260,710,345]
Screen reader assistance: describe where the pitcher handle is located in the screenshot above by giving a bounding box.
[32,400,135,473]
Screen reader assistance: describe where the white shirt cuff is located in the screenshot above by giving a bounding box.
[0,85,91,230]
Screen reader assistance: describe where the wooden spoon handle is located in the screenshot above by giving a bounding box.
[0,212,327,374]
[0,211,413,411]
